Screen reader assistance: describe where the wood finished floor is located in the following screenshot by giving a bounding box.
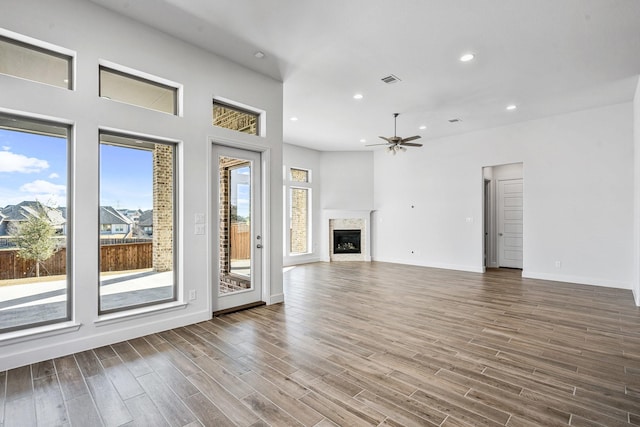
[1,262,640,426]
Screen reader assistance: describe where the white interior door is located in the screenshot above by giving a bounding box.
[213,145,263,312]
[498,178,523,268]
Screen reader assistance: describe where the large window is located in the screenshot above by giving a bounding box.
[99,66,178,115]
[0,34,72,89]
[99,132,176,313]
[0,114,70,332]
[213,101,259,135]
[288,168,311,255]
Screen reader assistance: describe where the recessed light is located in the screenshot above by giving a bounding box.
[506,104,517,111]
[290,117,298,121]
[460,53,475,62]
[353,93,363,100]
[360,139,366,143]
[254,51,265,59]
[419,125,427,130]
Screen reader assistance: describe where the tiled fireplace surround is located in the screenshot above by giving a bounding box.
[322,210,372,262]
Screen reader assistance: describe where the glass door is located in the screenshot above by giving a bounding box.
[213,145,262,312]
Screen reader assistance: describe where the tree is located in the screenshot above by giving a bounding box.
[10,207,57,277]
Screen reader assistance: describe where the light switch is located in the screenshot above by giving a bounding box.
[194,224,205,235]
[194,213,205,224]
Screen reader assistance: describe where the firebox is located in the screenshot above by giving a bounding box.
[333,229,361,254]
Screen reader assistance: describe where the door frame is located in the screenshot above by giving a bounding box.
[209,136,271,312]
[481,163,524,271]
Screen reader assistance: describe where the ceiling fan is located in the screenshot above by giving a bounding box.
[366,113,423,155]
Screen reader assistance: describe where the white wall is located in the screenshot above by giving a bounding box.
[373,103,634,289]
[320,151,374,210]
[283,143,322,265]
[0,0,283,370]
[634,78,640,305]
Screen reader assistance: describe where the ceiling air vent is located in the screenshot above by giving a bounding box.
[448,118,461,123]
[381,74,401,84]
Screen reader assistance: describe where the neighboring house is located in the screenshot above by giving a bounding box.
[118,208,142,224]
[0,201,66,237]
[100,206,133,238]
[137,209,153,236]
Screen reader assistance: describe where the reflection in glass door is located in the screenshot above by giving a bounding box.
[213,145,262,312]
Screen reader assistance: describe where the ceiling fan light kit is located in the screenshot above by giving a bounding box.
[367,113,423,154]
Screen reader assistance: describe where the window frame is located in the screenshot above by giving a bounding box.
[0,112,72,334]
[212,100,261,136]
[98,131,179,315]
[99,64,180,116]
[286,166,312,256]
[0,32,74,90]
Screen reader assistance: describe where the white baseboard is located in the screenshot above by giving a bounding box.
[269,293,284,304]
[522,271,631,290]
[0,309,211,372]
[371,257,484,273]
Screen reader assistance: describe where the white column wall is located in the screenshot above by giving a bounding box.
[0,0,283,370]
[633,77,640,305]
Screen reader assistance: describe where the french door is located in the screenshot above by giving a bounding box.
[213,145,263,312]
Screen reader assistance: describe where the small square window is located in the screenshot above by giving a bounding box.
[290,168,309,183]
[99,66,178,115]
[0,35,72,89]
[213,101,259,136]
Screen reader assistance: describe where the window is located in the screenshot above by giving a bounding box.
[287,167,311,255]
[99,132,176,313]
[0,114,70,332]
[99,66,178,115]
[0,35,72,89]
[290,168,309,183]
[290,187,309,254]
[213,101,259,135]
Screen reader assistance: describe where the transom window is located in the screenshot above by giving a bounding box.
[0,34,72,89]
[213,101,259,135]
[99,66,178,115]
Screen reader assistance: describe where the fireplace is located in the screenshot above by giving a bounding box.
[333,229,361,254]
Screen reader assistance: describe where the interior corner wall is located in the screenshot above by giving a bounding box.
[633,77,640,306]
[283,143,322,265]
[0,0,283,370]
[373,102,634,290]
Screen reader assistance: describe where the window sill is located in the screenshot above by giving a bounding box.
[0,321,82,346]
[94,301,188,327]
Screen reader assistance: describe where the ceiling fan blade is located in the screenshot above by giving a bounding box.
[365,143,391,146]
[400,135,422,143]
[401,142,423,147]
[378,136,393,143]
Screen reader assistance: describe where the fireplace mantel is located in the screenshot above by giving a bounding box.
[321,209,372,262]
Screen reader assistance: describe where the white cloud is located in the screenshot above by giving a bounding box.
[0,151,49,173]
[2,146,10,151]
[48,172,60,179]
[19,180,66,207]
[20,180,66,195]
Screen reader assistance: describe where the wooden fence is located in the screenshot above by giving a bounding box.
[230,222,250,260]
[0,242,153,280]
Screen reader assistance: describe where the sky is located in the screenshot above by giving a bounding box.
[0,128,153,211]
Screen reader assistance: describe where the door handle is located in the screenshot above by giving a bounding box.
[498,233,503,236]
[256,244,263,249]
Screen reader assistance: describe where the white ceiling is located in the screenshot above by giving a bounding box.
[88,0,640,151]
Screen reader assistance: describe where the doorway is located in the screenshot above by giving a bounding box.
[213,145,263,312]
[483,163,523,270]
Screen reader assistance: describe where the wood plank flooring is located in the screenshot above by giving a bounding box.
[1,262,640,426]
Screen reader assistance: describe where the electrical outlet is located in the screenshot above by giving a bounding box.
[189,290,197,300]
